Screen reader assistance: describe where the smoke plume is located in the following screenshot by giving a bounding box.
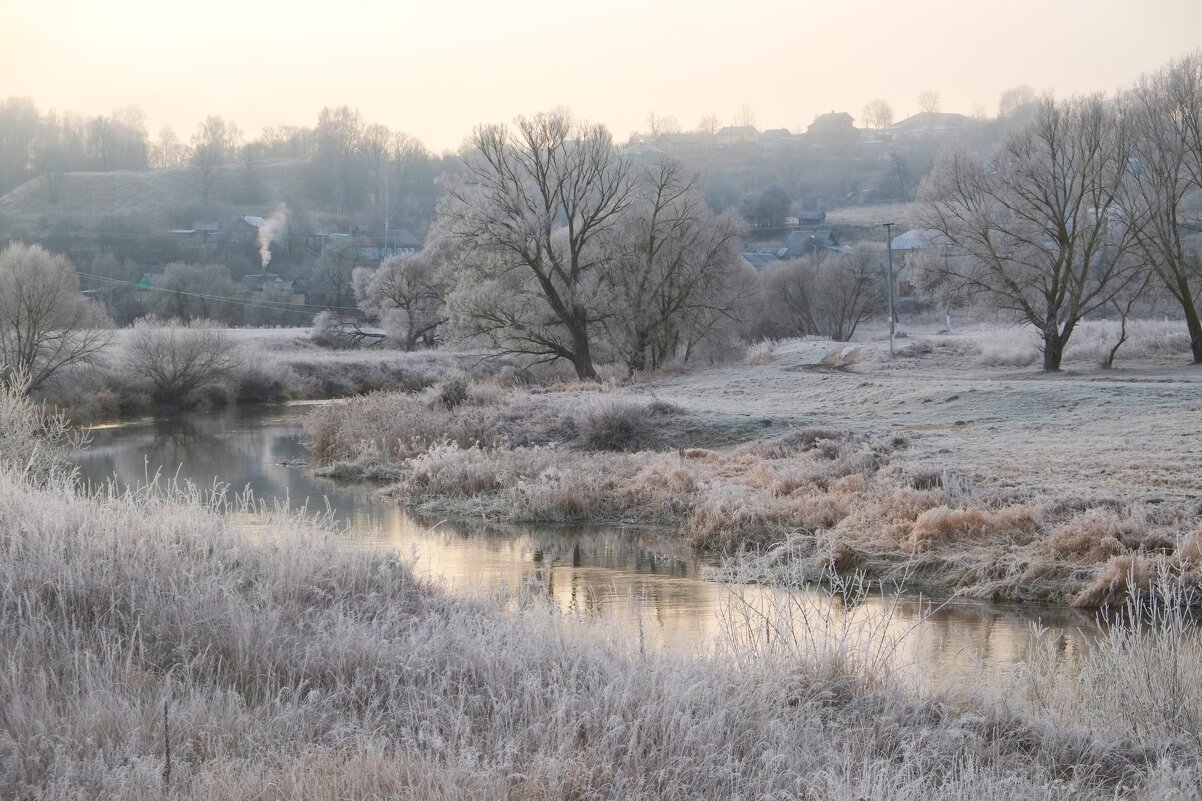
[259,205,289,269]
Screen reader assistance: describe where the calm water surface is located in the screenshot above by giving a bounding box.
[73,403,1100,681]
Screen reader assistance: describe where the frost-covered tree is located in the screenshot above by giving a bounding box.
[0,242,111,392]
[1124,52,1202,363]
[354,253,447,350]
[604,159,753,371]
[762,245,884,342]
[998,85,1038,121]
[917,91,942,114]
[124,318,240,405]
[443,112,636,379]
[149,125,189,169]
[919,95,1141,370]
[147,262,242,324]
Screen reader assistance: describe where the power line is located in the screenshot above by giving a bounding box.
[75,271,364,314]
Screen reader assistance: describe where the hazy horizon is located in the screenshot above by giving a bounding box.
[3,0,1201,152]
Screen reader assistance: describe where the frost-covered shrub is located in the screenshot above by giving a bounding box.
[577,399,656,452]
[123,318,242,406]
[0,376,79,484]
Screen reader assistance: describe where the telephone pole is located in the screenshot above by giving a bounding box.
[883,222,896,358]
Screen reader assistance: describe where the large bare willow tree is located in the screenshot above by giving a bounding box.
[1124,52,1202,363]
[0,242,111,391]
[919,95,1141,370]
[443,113,635,379]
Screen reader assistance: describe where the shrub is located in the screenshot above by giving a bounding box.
[0,376,79,484]
[431,376,469,409]
[577,399,655,452]
[123,317,242,406]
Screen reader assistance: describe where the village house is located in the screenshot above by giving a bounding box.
[714,125,760,145]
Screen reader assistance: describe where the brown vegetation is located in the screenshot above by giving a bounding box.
[307,380,1201,606]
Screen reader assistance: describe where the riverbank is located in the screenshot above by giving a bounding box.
[6,412,1202,797]
[306,326,1202,606]
[42,327,529,424]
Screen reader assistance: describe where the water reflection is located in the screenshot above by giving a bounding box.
[73,403,1102,680]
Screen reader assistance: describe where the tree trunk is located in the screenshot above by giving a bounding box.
[626,329,649,375]
[1184,301,1202,365]
[569,321,598,380]
[1042,326,1064,371]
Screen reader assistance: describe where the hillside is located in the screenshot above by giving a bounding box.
[0,159,342,233]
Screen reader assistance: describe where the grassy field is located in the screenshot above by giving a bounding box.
[306,321,1202,606]
[3,383,1202,799]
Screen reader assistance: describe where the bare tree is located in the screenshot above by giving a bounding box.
[697,114,721,138]
[1124,52,1202,363]
[443,113,636,379]
[999,85,1038,119]
[124,318,240,405]
[762,246,884,342]
[190,116,241,202]
[354,253,447,350]
[862,99,894,130]
[762,259,819,337]
[0,242,111,392]
[739,103,757,128]
[315,106,366,219]
[644,111,681,141]
[917,91,942,114]
[816,245,886,341]
[316,235,364,309]
[907,243,969,332]
[604,159,753,371]
[919,96,1141,370]
[149,126,189,169]
[147,262,242,324]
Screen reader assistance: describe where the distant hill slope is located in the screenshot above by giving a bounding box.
[0,159,341,232]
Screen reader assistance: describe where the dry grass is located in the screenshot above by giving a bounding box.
[3,378,1202,798]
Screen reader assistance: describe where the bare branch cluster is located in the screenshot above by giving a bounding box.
[124,317,241,405]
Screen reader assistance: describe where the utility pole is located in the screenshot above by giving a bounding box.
[883,222,896,358]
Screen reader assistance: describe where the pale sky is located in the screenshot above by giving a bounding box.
[2,0,1200,153]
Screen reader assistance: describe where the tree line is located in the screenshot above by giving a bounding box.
[0,101,448,235]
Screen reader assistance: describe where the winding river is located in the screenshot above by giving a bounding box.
[72,402,1100,683]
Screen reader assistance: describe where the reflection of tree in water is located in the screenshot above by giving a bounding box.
[408,509,719,621]
[77,408,308,502]
[415,511,702,578]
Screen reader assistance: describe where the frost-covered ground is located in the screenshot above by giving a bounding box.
[638,324,1202,504]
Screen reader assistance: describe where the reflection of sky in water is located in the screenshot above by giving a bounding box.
[74,403,1101,682]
